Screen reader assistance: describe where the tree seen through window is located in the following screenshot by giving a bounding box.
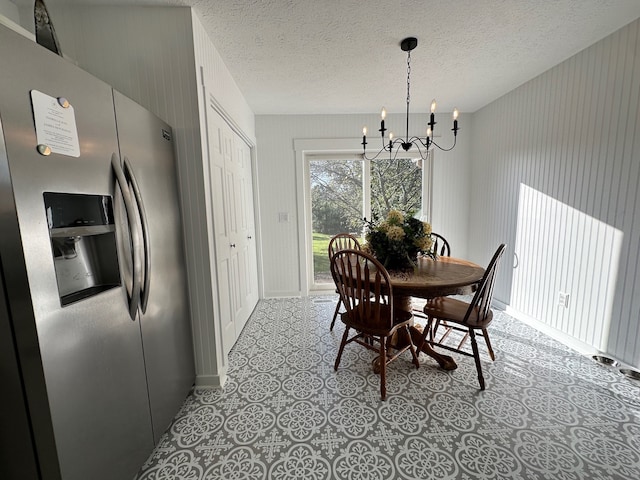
[310,157,422,283]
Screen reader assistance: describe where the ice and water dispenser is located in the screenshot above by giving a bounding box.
[44,192,121,306]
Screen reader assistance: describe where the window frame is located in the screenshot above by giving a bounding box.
[295,138,433,294]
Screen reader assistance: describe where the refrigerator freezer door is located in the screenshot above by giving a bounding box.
[0,262,40,480]
[0,26,153,480]
[113,90,195,442]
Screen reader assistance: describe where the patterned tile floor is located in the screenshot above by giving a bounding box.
[136,297,640,480]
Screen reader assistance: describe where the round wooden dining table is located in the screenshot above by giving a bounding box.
[388,255,485,370]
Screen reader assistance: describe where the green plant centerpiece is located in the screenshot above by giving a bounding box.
[364,210,435,271]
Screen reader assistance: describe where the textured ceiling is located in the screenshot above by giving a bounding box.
[15,0,640,114]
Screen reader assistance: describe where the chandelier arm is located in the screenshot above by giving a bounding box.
[410,141,430,161]
[409,136,430,148]
[365,138,410,161]
[430,136,458,152]
[391,144,402,161]
[382,137,404,150]
[362,148,390,161]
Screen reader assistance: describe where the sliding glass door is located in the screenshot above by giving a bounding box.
[309,157,363,284]
[307,154,430,289]
[370,157,423,221]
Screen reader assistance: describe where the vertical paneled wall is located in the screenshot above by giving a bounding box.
[469,18,640,366]
[191,12,257,384]
[192,19,256,141]
[255,113,471,297]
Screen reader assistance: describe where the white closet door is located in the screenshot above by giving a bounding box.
[222,124,244,331]
[207,110,235,356]
[234,138,259,334]
[206,102,258,356]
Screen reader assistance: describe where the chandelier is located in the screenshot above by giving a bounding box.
[361,37,459,161]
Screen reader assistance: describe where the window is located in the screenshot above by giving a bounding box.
[370,157,424,220]
[307,153,431,290]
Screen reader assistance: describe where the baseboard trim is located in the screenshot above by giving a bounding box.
[493,300,599,357]
[195,373,227,389]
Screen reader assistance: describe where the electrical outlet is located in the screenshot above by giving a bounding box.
[558,291,570,308]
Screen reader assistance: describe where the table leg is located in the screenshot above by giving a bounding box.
[409,325,457,370]
[395,295,458,371]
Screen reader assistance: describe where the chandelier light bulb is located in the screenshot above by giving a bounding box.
[381,107,387,120]
[453,108,459,120]
[430,99,437,113]
[363,126,367,136]
[389,132,394,140]
[427,127,432,137]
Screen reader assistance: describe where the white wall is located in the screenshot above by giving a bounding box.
[192,19,255,142]
[190,14,257,384]
[0,0,19,23]
[255,112,471,297]
[469,18,640,367]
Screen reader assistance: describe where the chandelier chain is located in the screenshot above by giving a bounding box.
[406,51,411,107]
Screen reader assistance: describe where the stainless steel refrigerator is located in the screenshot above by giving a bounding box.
[0,25,195,480]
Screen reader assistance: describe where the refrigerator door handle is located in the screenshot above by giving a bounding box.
[111,154,142,320]
[123,156,151,314]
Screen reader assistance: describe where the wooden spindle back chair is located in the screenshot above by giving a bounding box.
[331,249,419,400]
[419,244,506,390]
[327,233,361,331]
[430,232,451,257]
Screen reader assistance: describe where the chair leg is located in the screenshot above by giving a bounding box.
[482,329,496,361]
[379,335,387,401]
[468,329,485,390]
[417,314,436,353]
[329,299,341,331]
[334,327,350,371]
[429,318,439,342]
